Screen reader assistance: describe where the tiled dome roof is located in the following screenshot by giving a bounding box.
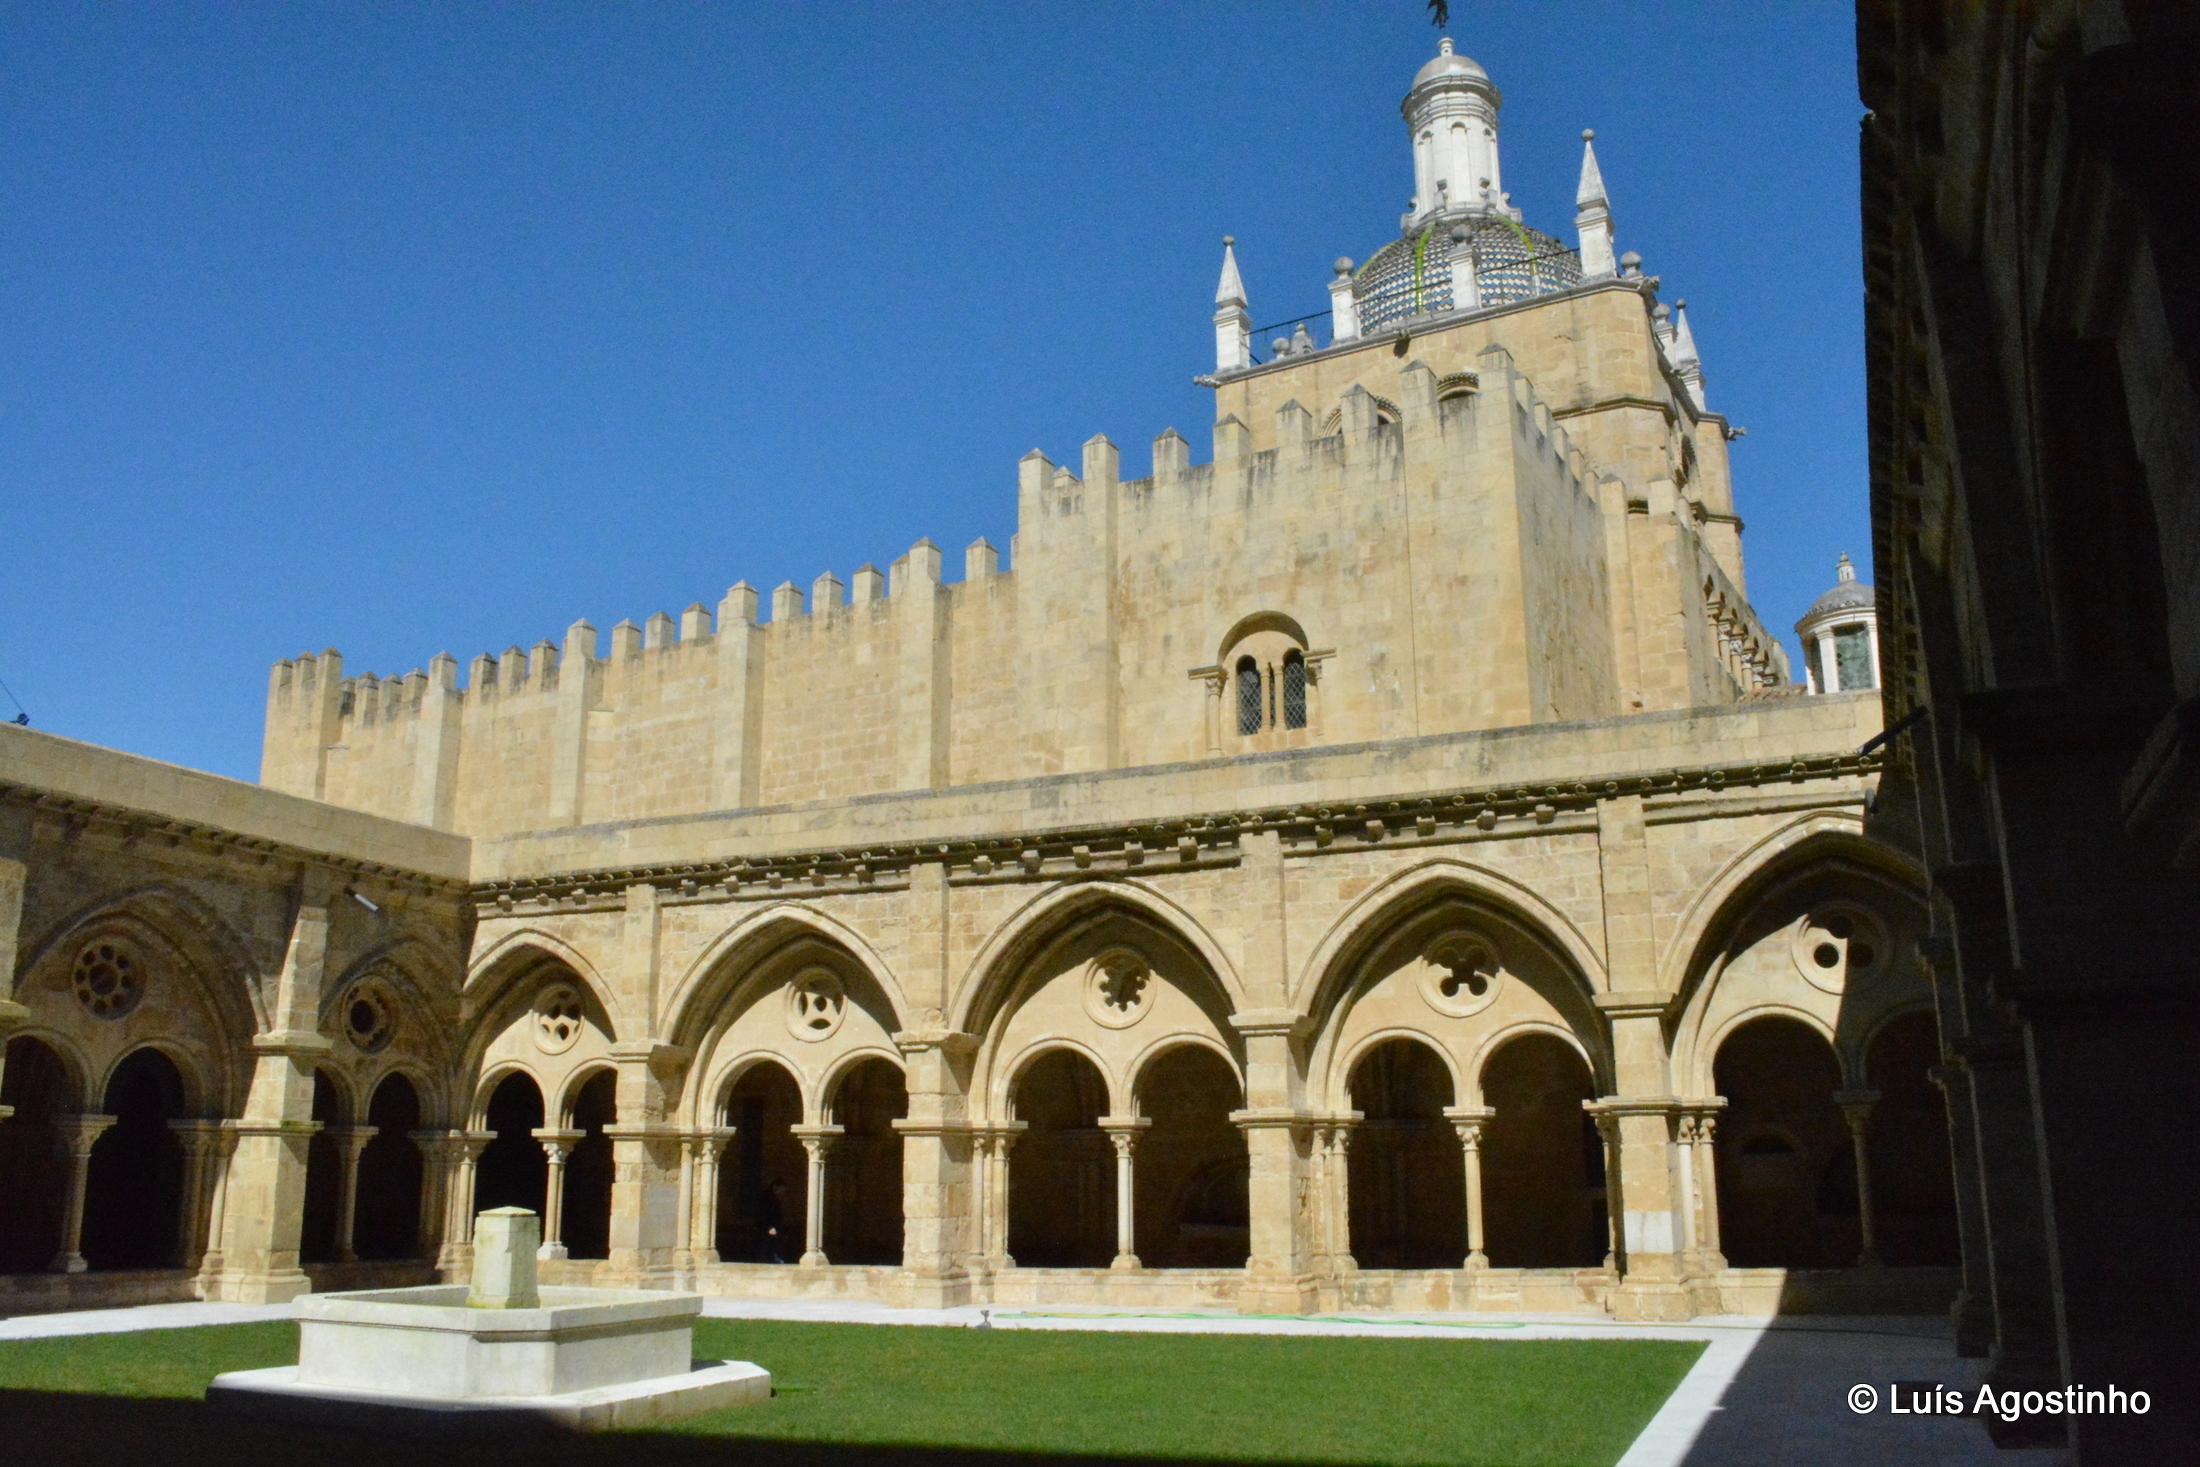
[1352,215,1581,333]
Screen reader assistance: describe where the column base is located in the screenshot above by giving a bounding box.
[217,1267,314,1305]
[536,1243,570,1262]
[798,1250,829,1268]
[1605,1277,1696,1322]
[52,1253,87,1275]
[1109,1253,1141,1272]
[1237,1273,1322,1315]
[892,1270,975,1308]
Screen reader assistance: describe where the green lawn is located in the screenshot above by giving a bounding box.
[0,1318,1700,1467]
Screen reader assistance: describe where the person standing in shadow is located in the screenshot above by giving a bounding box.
[757,1177,792,1262]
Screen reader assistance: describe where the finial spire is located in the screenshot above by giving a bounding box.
[1212,236,1251,373]
[1836,552,1856,583]
[1574,128,1616,278]
[1215,235,1247,308]
[1575,129,1607,209]
[1671,298,1706,409]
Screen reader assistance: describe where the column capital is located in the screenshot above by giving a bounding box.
[686,1125,737,1159]
[1443,1105,1496,1143]
[329,1123,380,1155]
[791,1123,845,1158]
[1832,1088,1881,1131]
[249,1029,334,1060]
[58,1113,118,1153]
[891,1029,978,1060]
[1226,1107,1309,1134]
[1583,1095,1685,1119]
[1228,1009,1312,1041]
[1592,990,1673,1019]
[532,1126,585,1161]
[0,997,31,1036]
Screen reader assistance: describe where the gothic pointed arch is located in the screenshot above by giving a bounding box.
[1298,859,1609,1113]
[1667,822,1927,1097]
[663,902,911,1055]
[463,927,623,1040]
[13,885,262,1115]
[952,879,1245,1039]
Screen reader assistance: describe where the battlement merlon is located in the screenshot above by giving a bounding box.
[260,347,1774,830]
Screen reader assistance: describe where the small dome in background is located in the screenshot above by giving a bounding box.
[1799,553,1875,626]
[1412,38,1491,90]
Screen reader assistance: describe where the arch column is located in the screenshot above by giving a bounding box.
[409,1131,458,1268]
[50,1114,116,1273]
[1834,1089,1883,1267]
[685,1126,736,1267]
[1098,1116,1150,1272]
[532,1128,584,1261]
[792,1124,843,1267]
[169,1119,227,1269]
[603,1041,689,1287]
[1232,1009,1316,1313]
[437,1131,494,1272]
[212,887,336,1303]
[192,1123,241,1295]
[1314,1115,1360,1280]
[329,1124,378,1264]
[1590,990,1694,1321]
[892,1029,977,1305]
[1675,1101,1726,1276]
[1444,1107,1495,1270]
[978,1122,1026,1269]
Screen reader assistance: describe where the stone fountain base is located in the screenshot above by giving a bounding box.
[210,1285,770,1434]
[209,1209,770,1435]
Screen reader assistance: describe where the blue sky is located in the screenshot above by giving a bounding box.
[2,3,1868,783]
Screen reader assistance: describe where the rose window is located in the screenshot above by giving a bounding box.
[341,977,396,1054]
[1792,907,1888,994]
[786,970,848,1042]
[1083,950,1154,1029]
[534,984,586,1054]
[72,939,145,1020]
[1419,933,1502,1018]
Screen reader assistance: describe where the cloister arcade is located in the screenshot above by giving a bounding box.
[0,828,1959,1319]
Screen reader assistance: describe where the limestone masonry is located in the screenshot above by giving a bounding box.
[0,41,1946,1325]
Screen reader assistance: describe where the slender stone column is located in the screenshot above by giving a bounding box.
[51,1114,117,1273]
[1099,1117,1150,1272]
[1692,1110,1725,1269]
[672,1131,699,1279]
[193,1123,240,1296]
[531,1127,584,1261]
[408,1131,456,1267]
[331,1124,378,1264]
[1592,1110,1623,1274]
[792,1125,843,1267]
[1833,1089,1882,1266]
[437,1132,494,1272]
[687,1126,736,1266]
[169,1119,227,1269]
[1444,1107,1495,1269]
[1671,1113,1700,1266]
[1323,1117,1360,1275]
[986,1123,1026,1268]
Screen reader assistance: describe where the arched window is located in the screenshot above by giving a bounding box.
[1281,652,1307,730]
[1235,656,1263,736]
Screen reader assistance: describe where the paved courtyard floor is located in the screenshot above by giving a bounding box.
[1,1297,2049,1466]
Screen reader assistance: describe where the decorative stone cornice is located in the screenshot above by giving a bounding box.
[0,781,469,898]
[1593,990,1671,1019]
[470,750,1880,914]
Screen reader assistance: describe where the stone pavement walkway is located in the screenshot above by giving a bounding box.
[2,1296,2051,1465]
